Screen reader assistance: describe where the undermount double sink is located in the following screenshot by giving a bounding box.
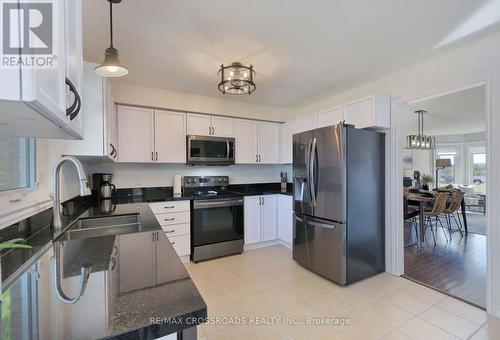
[60,214,143,241]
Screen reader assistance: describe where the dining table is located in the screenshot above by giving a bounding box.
[404,190,468,248]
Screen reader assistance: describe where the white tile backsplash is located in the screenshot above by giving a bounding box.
[85,161,292,188]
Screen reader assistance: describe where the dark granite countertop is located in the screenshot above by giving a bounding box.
[114,183,293,204]
[0,200,206,339]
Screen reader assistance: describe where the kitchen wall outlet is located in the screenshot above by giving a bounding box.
[136,177,142,185]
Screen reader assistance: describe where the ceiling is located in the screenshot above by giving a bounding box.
[405,85,486,136]
[82,0,500,108]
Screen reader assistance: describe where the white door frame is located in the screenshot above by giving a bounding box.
[387,71,500,317]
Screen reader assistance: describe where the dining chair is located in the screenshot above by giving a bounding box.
[424,192,449,246]
[441,191,465,237]
[404,197,419,247]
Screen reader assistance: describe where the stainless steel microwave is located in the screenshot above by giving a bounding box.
[186,135,235,165]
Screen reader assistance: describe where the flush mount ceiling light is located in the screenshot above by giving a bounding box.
[95,0,128,77]
[406,110,435,150]
[218,62,256,95]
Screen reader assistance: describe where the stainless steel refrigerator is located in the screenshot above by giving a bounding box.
[293,123,385,285]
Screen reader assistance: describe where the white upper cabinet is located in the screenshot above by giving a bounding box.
[52,62,115,158]
[211,116,234,137]
[116,105,187,163]
[257,121,280,164]
[64,0,83,136]
[154,110,186,163]
[0,0,84,139]
[234,119,258,164]
[280,120,296,164]
[295,113,318,133]
[234,119,280,164]
[318,106,343,128]
[187,113,234,137]
[187,113,211,136]
[343,95,390,129]
[117,106,154,163]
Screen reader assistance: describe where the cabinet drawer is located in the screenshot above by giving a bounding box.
[155,211,190,226]
[161,223,190,237]
[149,201,190,214]
[168,235,190,256]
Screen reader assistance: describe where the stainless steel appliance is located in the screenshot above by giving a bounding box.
[93,173,116,199]
[293,123,385,285]
[186,135,235,165]
[185,176,244,262]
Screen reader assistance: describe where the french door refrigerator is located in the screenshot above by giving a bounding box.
[293,123,385,285]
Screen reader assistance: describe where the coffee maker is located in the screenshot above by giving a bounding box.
[92,173,116,199]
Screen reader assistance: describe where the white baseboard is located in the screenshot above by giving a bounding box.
[244,239,291,251]
[179,255,190,263]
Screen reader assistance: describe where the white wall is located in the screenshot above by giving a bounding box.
[111,82,296,122]
[86,162,292,188]
[294,31,500,118]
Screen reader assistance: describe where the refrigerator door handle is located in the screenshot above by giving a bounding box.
[309,137,317,207]
[295,215,336,229]
[306,138,313,206]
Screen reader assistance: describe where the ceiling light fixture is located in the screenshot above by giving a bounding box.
[218,62,256,95]
[95,0,128,77]
[406,110,435,150]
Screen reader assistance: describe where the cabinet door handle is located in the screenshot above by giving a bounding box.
[164,205,175,209]
[151,152,154,161]
[256,155,258,163]
[259,155,262,162]
[165,229,175,233]
[170,241,176,245]
[155,152,158,161]
[262,196,265,205]
[164,217,175,221]
[65,77,81,121]
[152,232,155,241]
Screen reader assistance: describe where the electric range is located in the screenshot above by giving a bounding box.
[184,176,244,262]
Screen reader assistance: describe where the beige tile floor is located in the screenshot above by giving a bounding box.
[184,245,500,340]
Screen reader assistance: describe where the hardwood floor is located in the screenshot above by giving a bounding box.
[404,222,486,308]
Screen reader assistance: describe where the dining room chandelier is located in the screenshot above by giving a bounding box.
[406,110,435,150]
[218,62,256,95]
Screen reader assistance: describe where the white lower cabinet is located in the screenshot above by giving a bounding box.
[244,195,277,244]
[149,201,191,258]
[277,195,293,247]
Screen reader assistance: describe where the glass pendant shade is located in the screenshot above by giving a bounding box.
[218,62,256,95]
[95,47,128,77]
[406,110,435,150]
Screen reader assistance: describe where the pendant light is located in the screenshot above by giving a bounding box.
[406,110,435,150]
[95,0,128,77]
[218,62,256,95]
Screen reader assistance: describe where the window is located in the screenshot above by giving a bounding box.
[437,152,457,185]
[0,137,36,192]
[471,152,486,194]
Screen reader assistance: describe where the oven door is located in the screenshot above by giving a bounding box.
[187,135,235,165]
[192,198,244,247]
